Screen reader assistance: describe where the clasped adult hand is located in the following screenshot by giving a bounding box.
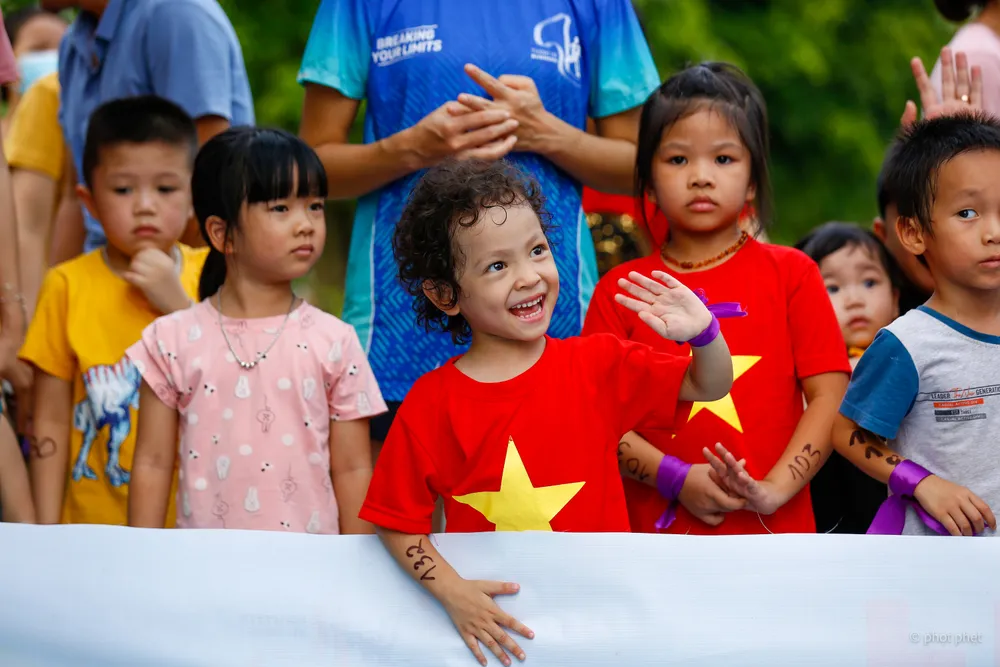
[452,64,556,155]
[407,100,520,169]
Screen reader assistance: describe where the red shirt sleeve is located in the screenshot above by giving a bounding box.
[784,249,852,379]
[359,387,439,534]
[581,271,632,339]
[586,334,691,435]
[0,16,16,86]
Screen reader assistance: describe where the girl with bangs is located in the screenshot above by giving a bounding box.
[126,127,387,534]
[583,63,851,535]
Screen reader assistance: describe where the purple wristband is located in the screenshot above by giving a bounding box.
[867,460,950,535]
[654,455,692,531]
[680,289,747,348]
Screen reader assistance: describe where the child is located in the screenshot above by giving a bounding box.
[19,96,206,525]
[126,127,386,535]
[829,113,1000,537]
[583,62,851,535]
[360,159,734,667]
[872,146,935,315]
[795,222,900,534]
[796,222,901,369]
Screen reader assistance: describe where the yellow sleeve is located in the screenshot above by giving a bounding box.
[179,245,209,299]
[19,268,75,381]
[4,74,64,182]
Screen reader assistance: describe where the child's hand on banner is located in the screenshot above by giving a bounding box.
[439,578,533,666]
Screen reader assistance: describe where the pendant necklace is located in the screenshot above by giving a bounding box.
[217,288,297,370]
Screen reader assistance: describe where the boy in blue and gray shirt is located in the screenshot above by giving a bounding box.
[832,112,1000,537]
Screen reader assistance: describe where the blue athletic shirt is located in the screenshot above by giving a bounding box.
[298,0,659,401]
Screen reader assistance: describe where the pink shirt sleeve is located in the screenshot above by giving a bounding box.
[0,12,17,86]
[324,326,388,422]
[126,317,183,410]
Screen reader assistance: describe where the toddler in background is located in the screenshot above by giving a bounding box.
[796,222,900,368]
[796,221,900,533]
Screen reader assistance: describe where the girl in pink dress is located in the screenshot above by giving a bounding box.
[127,127,387,534]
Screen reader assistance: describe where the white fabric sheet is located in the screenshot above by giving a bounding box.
[0,525,996,666]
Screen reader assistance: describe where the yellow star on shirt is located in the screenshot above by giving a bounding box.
[687,355,761,434]
[452,437,585,531]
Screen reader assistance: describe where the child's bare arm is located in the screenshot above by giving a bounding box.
[28,371,72,524]
[330,418,375,535]
[704,372,848,515]
[378,528,533,667]
[831,413,994,536]
[128,381,178,528]
[680,334,733,402]
[0,414,34,522]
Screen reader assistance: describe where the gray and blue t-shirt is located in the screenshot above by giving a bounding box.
[841,306,1000,536]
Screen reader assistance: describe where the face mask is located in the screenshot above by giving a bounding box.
[17,50,59,94]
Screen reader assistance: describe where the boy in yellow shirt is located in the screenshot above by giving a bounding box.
[20,96,207,525]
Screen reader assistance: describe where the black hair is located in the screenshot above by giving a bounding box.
[795,222,903,290]
[4,7,44,47]
[635,61,772,234]
[875,142,900,221]
[2,6,62,102]
[882,111,1000,234]
[934,0,987,21]
[81,95,198,188]
[393,159,552,345]
[193,126,329,301]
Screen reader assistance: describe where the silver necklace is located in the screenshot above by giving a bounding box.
[217,289,297,370]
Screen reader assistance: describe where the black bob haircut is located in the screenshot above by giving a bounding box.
[882,112,1000,234]
[193,126,329,301]
[795,221,903,290]
[393,159,552,346]
[635,61,772,234]
[81,95,198,188]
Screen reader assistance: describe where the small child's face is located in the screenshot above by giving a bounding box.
[81,141,192,257]
[820,244,898,351]
[232,193,327,282]
[449,204,558,344]
[906,150,1000,293]
[650,108,755,234]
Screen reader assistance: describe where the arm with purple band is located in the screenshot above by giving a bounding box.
[867,460,950,535]
[654,289,746,530]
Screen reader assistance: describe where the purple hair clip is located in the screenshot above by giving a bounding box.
[682,289,747,348]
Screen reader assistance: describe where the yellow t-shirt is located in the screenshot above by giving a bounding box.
[4,72,64,182]
[19,245,208,525]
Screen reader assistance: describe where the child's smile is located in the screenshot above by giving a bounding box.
[451,203,559,343]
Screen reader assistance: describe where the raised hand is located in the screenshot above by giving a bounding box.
[901,47,982,127]
[453,64,554,154]
[439,578,534,667]
[614,270,713,342]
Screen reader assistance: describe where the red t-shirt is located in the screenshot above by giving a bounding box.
[360,335,692,534]
[582,239,851,535]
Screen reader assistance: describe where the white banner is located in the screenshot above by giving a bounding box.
[0,524,996,666]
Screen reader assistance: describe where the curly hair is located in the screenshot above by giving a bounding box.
[393,159,553,345]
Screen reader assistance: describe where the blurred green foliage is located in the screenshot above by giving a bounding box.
[0,0,961,309]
